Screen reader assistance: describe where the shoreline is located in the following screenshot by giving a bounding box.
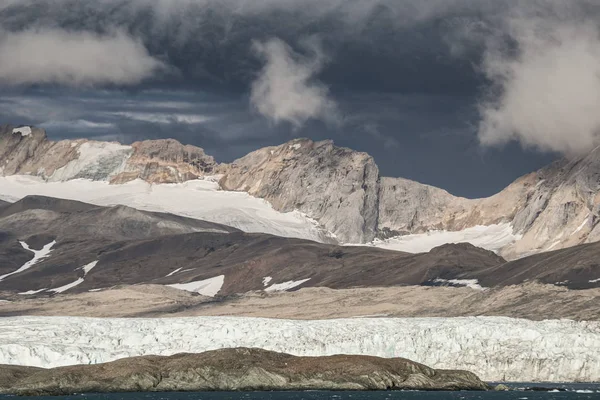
[0,348,490,396]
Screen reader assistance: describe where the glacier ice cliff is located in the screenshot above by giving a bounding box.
[0,316,598,383]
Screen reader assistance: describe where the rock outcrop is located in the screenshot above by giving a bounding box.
[0,348,489,395]
[219,138,379,243]
[110,139,216,184]
[0,125,214,184]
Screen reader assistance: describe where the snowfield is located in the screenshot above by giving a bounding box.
[0,176,523,254]
[0,316,598,382]
[370,223,520,254]
[167,275,224,297]
[0,176,333,243]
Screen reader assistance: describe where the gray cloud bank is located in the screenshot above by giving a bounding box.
[1,0,600,154]
[0,28,164,86]
[479,13,600,155]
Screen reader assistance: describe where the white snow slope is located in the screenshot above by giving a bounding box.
[0,316,598,382]
[0,240,56,282]
[167,275,224,297]
[0,176,332,243]
[0,175,521,254]
[370,223,520,254]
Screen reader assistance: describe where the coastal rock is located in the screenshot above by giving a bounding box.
[0,348,489,395]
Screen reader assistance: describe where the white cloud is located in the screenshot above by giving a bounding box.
[112,112,211,124]
[478,17,600,155]
[250,37,338,127]
[0,28,165,86]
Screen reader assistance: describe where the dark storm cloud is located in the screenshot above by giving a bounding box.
[0,0,597,196]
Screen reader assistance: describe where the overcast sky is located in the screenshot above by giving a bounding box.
[2,0,599,197]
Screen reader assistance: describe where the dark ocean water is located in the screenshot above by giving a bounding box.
[2,385,600,400]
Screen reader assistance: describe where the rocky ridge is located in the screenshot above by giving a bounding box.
[0,348,489,395]
[2,124,600,258]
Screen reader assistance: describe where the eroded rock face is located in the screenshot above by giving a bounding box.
[219,139,380,243]
[0,348,489,395]
[0,125,79,177]
[0,126,215,184]
[110,139,216,184]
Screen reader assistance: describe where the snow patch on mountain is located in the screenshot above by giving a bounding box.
[49,278,84,294]
[12,127,32,136]
[265,278,311,292]
[432,279,487,291]
[371,223,520,254]
[49,142,132,181]
[167,275,224,297]
[165,268,183,277]
[0,316,598,382]
[18,288,47,295]
[44,261,99,294]
[79,261,98,276]
[0,176,333,243]
[0,240,56,282]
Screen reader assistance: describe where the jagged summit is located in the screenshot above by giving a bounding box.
[2,124,600,258]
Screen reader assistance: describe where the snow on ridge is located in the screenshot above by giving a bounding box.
[262,276,273,287]
[590,278,600,283]
[0,316,598,383]
[12,127,32,136]
[32,261,99,295]
[433,278,487,291]
[18,288,47,295]
[49,278,85,294]
[370,223,520,254]
[49,142,132,182]
[265,278,311,292]
[165,267,183,277]
[572,217,589,235]
[0,240,56,282]
[80,261,98,276]
[167,275,224,297]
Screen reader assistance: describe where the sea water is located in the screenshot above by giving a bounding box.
[2,386,600,400]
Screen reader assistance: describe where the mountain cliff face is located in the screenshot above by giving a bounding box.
[0,125,214,184]
[219,139,379,243]
[2,124,600,258]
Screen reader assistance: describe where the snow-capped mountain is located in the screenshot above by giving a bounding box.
[2,124,600,259]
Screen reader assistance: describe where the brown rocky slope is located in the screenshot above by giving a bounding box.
[0,348,489,395]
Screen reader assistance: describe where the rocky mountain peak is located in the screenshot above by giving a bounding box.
[219,138,379,243]
[110,138,216,184]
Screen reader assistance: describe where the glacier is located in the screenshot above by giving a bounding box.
[0,176,522,254]
[0,316,599,382]
[370,223,520,254]
[0,175,332,243]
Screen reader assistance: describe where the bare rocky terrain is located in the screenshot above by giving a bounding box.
[0,194,599,302]
[0,348,489,395]
[1,125,600,321]
[2,282,599,320]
